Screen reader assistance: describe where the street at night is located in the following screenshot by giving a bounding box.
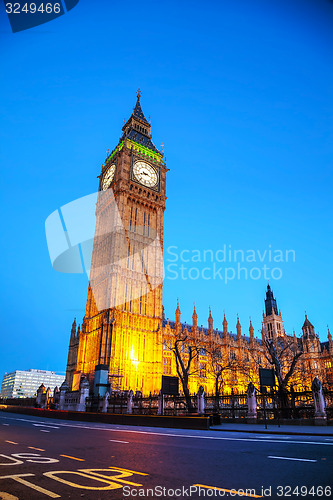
[0,412,332,499]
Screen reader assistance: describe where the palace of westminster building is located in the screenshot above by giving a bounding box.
[65,92,333,397]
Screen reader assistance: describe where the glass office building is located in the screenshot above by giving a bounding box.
[0,369,65,398]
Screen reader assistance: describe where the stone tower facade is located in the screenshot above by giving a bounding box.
[67,91,167,395]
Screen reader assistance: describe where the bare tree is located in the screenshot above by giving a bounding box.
[263,336,303,410]
[205,346,237,410]
[170,333,200,413]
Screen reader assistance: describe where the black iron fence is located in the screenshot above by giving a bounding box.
[2,389,333,422]
[84,388,333,421]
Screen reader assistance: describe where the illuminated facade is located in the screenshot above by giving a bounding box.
[66,91,166,395]
[66,94,333,397]
[162,286,333,395]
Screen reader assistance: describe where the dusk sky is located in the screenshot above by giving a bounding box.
[1,0,332,383]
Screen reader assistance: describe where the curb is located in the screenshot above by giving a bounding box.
[210,427,333,437]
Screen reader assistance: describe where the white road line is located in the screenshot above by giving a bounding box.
[109,439,129,444]
[268,456,317,462]
[33,424,59,429]
[2,424,9,426]
[257,435,291,440]
[4,417,333,446]
[40,430,50,433]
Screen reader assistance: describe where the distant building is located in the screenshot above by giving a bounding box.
[0,369,65,399]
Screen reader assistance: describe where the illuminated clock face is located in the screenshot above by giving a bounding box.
[133,161,158,188]
[102,164,116,190]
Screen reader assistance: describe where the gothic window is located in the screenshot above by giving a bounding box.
[182,344,189,354]
[163,356,171,375]
[134,208,138,229]
[130,207,133,229]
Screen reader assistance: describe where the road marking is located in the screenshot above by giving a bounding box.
[43,470,124,490]
[0,474,60,498]
[268,456,317,462]
[101,429,333,447]
[4,441,18,445]
[109,467,148,476]
[60,455,85,462]
[257,435,291,439]
[28,447,45,451]
[4,417,333,446]
[109,439,129,444]
[193,484,262,498]
[33,424,59,429]
[40,430,50,433]
[2,424,9,426]
[0,492,19,499]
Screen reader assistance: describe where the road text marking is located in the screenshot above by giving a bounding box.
[268,456,317,462]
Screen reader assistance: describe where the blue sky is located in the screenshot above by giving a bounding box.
[0,0,332,382]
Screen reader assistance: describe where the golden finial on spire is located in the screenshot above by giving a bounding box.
[137,88,142,100]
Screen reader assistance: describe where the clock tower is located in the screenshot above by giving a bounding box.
[68,91,167,395]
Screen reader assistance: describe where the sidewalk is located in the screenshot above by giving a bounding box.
[211,422,333,436]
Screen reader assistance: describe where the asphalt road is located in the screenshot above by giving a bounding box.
[0,412,332,500]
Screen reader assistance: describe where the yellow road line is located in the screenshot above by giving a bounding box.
[60,454,85,461]
[109,466,148,476]
[193,484,263,498]
[0,474,60,498]
[5,441,18,445]
[28,447,45,451]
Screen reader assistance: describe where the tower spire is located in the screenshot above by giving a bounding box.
[175,299,181,324]
[265,284,278,316]
[208,307,213,331]
[236,315,241,340]
[192,304,198,329]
